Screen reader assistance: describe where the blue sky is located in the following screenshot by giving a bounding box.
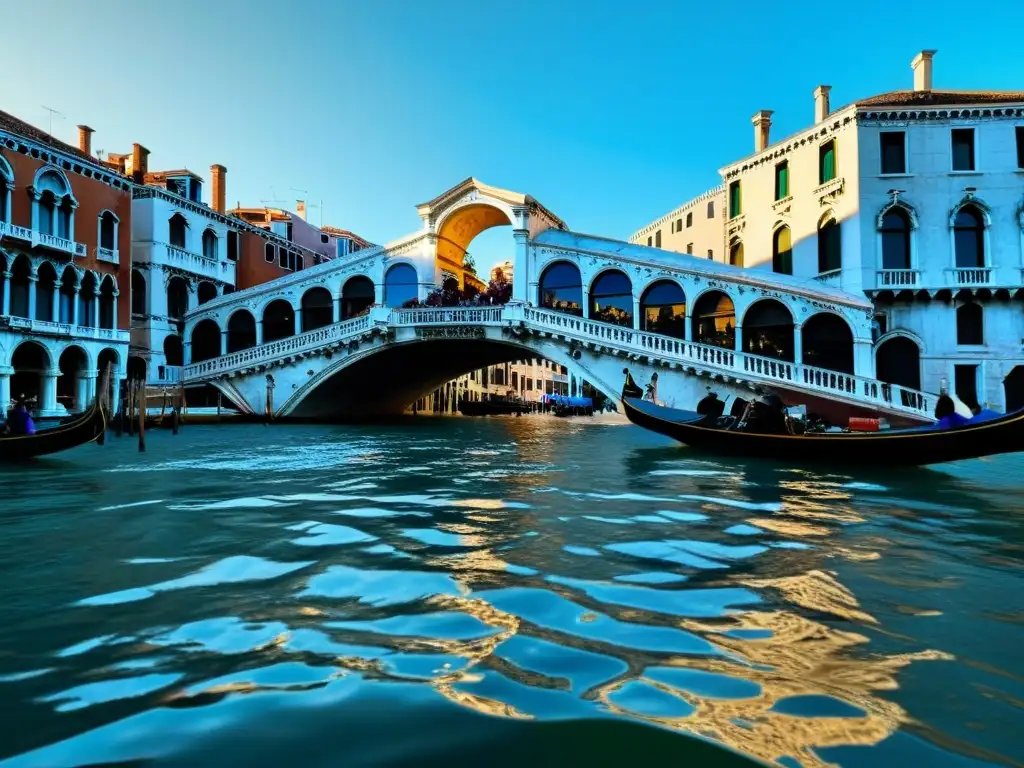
[5,0,1024,274]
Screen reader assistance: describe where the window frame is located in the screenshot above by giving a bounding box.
[879,131,908,175]
[955,302,984,346]
[1015,125,1024,170]
[774,160,789,201]
[950,127,977,172]
[818,139,838,185]
[728,181,741,219]
[685,212,693,228]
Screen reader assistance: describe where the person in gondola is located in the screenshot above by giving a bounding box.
[644,372,659,403]
[696,388,725,419]
[934,394,970,430]
[745,391,789,434]
[5,396,36,436]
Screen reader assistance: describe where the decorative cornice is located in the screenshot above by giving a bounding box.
[815,177,845,207]
[857,105,1024,124]
[0,131,131,192]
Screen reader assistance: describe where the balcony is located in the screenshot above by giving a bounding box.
[97,247,119,265]
[875,269,919,289]
[814,176,845,206]
[945,267,992,287]
[0,316,130,343]
[135,242,234,283]
[0,220,86,258]
[154,365,183,384]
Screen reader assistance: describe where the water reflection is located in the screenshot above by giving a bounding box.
[0,419,1021,767]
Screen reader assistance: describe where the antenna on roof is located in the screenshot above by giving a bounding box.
[41,105,65,136]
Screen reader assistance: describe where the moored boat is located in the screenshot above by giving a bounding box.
[619,368,1024,466]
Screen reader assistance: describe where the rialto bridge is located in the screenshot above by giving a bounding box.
[181,179,935,423]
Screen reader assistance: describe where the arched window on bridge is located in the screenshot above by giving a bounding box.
[802,312,853,374]
[742,299,794,362]
[163,334,184,366]
[342,276,374,320]
[262,299,295,342]
[876,335,921,390]
[190,319,221,362]
[588,270,633,327]
[197,281,218,305]
[227,309,257,352]
[301,287,333,331]
[384,264,418,307]
[639,280,685,338]
[692,291,735,349]
[772,226,792,275]
[538,261,582,316]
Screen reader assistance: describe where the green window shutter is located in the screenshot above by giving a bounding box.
[820,143,836,183]
[776,164,789,200]
[729,182,742,218]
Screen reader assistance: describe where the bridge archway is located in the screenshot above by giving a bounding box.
[341,276,374,320]
[588,269,633,327]
[692,290,736,349]
[802,312,854,374]
[190,319,221,363]
[639,280,686,338]
[538,261,583,316]
[434,202,513,291]
[263,299,295,342]
[227,310,257,352]
[384,263,418,308]
[876,334,921,390]
[301,287,333,332]
[742,299,794,362]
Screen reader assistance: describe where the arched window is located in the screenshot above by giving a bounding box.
[384,263,419,307]
[57,346,89,412]
[202,229,218,260]
[953,205,984,268]
[99,211,118,252]
[772,226,792,275]
[262,299,295,342]
[34,169,74,239]
[692,291,736,349]
[8,256,31,318]
[729,239,744,267]
[163,334,184,366]
[802,312,854,374]
[588,270,633,327]
[341,276,374,320]
[167,276,189,320]
[876,336,921,390]
[197,281,218,305]
[880,208,911,270]
[189,319,221,362]
[39,191,58,236]
[99,276,116,330]
[956,302,983,345]
[226,310,257,352]
[264,243,275,262]
[538,261,583,316]
[0,154,12,223]
[818,214,842,274]
[59,267,77,324]
[11,341,51,409]
[819,140,837,184]
[169,213,188,249]
[126,355,147,382]
[35,262,58,322]
[301,287,333,331]
[639,280,686,338]
[78,272,97,328]
[743,299,794,361]
[131,269,146,316]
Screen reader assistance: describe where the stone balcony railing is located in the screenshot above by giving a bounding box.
[96,247,119,265]
[134,242,236,284]
[0,315,130,343]
[875,269,920,288]
[0,220,86,258]
[945,267,992,287]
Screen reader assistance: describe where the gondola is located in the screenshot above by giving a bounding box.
[0,371,110,461]
[620,368,1024,466]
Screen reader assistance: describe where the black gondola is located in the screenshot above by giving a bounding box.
[0,370,110,461]
[620,369,1024,466]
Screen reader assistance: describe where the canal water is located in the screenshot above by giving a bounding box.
[1,417,1022,768]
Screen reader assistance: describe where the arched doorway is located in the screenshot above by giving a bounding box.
[742,299,794,361]
[57,345,89,413]
[78,272,98,328]
[227,310,257,352]
[59,266,77,324]
[97,348,119,409]
[1004,366,1024,412]
[301,287,333,331]
[163,335,184,366]
[384,264,418,307]
[197,281,218,305]
[131,269,146,315]
[588,270,633,327]
[9,255,31,318]
[11,341,51,408]
[341,276,374,320]
[639,280,686,338]
[126,355,147,382]
[99,276,116,330]
[262,299,295,342]
[36,261,58,322]
[167,276,189,322]
[692,291,736,349]
[802,312,854,374]
[538,261,583,316]
[190,319,221,362]
[876,335,921,390]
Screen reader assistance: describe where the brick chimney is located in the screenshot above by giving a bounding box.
[912,50,937,92]
[77,125,94,157]
[130,143,149,183]
[210,164,226,214]
[814,85,832,123]
[296,200,306,221]
[752,110,773,153]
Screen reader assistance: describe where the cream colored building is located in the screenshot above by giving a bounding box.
[630,50,1024,412]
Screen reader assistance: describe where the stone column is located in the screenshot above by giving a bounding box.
[91,293,100,329]
[374,282,384,306]
[332,297,340,324]
[84,369,98,406]
[111,373,122,413]
[792,326,803,367]
[733,324,742,351]
[70,287,79,326]
[111,290,119,330]
[294,307,303,334]
[683,313,692,342]
[183,341,192,366]
[27,275,37,320]
[853,338,874,378]
[0,368,11,411]
[1,272,10,316]
[255,320,264,345]
[632,296,641,330]
[40,371,59,414]
[51,283,60,322]
[512,230,529,302]
[75,373,89,412]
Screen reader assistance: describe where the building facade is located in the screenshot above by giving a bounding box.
[0,113,131,416]
[630,51,1024,411]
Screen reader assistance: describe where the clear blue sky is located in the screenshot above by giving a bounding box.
[4,0,1024,274]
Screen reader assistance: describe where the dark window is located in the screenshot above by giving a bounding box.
[646,236,652,246]
[707,200,714,218]
[773,226,792,275]
[686,212,693,228]
[655,230,661,248]
[880,132,906,174]
[538,262,583,316]
[818,217,842,273]
[227,231,238,261]
[686,243,693,255]
[639,280,686,338]
[1016,126,1024,169]
[286,222,293,242]
[707,249,713,260]
[880,208,911,270]
[954,364,979,410]
[99,212,116,250]
[588,269,633,327]
[818,140,837,184]
[675,218,682,232]
[264,242,274,262]
[774,161,789,200]
[321,233,329,244]
[956,303,983,345]
[951,128,975,171]
[279,247,288,268]
[953,205,984,268]
[169,214,187,248]
[384,264,418,307]
[729,240,743,267]
[728,181,741,218]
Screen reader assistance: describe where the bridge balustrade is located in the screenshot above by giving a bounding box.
[391,307,504,326]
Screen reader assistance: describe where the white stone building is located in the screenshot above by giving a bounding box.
[631,51,1024,411]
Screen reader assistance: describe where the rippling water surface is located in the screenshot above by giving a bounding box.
[1,417,1023,767]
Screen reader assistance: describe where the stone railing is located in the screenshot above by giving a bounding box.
[185,314,373,380]
[522,306,933,419]
[875,268,919,288]
[390,306,504,326]
[945,267,992,287]
[0,316,130,343]
[97,247,119,265]
[0,221,86,257]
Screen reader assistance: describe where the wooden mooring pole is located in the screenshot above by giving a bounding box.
[137,384,146,452]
